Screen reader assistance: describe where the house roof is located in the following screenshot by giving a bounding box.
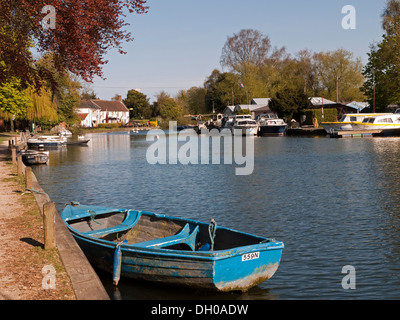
[252,106,272,113]
[251,98,271,106]
[346,101,369,112]
[309,97,337,106]
[234,104,265,112]
[79,100,101,110]
[78,113,89,120]
[91,100,129,112]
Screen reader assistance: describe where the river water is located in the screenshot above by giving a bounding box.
[32,131,400,300]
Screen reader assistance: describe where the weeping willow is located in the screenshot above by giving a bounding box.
[25,87,58,122]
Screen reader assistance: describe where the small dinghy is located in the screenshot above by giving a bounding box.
[61,203,284,292]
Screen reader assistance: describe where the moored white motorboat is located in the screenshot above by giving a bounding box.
[351,114,400,133]
[27,135,66,149]
[256,114,287,136]
[231,118,258,136]
[321,113,387,133]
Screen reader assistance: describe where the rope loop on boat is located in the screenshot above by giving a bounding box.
[88,209,101,225]
[208,218,217,251]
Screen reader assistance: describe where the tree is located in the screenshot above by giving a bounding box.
[362,0,400,110]
[313,49,365,102]
[124,89,151,119]
[220,29,272,75]
[0,0,149,90]
[269,87,311,121]
[220,29,287,102]
[204,69,242,111]
[0,78,32,117]
[25,86,58,123]
[158,96,182,120]
[36,54,81,125]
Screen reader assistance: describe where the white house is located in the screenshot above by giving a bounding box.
[76,100,101,128]
[77,96,130,127]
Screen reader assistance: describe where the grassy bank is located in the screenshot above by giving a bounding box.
[0,155,75,300]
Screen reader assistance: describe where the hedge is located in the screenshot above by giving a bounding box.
[302,108,338,126]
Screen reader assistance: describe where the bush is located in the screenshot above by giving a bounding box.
[302,108,337,126]
[98,123,120,129]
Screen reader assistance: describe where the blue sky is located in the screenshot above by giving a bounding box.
[90,0,387,102]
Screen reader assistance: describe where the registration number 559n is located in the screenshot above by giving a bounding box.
[242,252,260,262]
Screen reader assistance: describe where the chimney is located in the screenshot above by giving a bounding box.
[117,95,122,102]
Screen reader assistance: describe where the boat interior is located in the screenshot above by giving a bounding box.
[66,210,265,251]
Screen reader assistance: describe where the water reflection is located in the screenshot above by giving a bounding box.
[32,133,400,299]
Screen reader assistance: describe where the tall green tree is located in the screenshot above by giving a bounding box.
[159,97,182,121]
[313,49,365,102]
[362,0,400,110]
[0,78,32,117]
[269,87,311,121]
[124,89,151,119]
[204,69,242,111]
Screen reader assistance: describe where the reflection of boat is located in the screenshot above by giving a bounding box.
[256,114,287,136]
[351,114,400,133]
[20,149,49,165]
[65,139,90,146]
[231,118,258,136]
[61,203,284,292]
[321,113,386,133]
[27,135,66,149]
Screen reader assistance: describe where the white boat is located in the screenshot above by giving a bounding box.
[231,118,258,136]
[321,113,387,133]
[20,149,49,165]
[256,114,287,136]
[27,135,66,148]
[58,129,72,136]
[351,114,400,133]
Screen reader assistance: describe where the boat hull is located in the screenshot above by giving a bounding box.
[258,125,287,136]
[321,122,353,133]
[231,126,258,136]
[27,141,65,149]
[72,232,282,292]
[61,204,284,292]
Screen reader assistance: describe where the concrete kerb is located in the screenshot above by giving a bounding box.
[4,140,110,300]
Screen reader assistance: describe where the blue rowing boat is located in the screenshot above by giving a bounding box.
[61,203,284,292]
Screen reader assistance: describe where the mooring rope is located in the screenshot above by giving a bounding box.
[208,218,217,251]
[24,187,47,195]
[88,209,101,225]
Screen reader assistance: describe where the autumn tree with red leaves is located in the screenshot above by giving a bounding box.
[0,0,148,90]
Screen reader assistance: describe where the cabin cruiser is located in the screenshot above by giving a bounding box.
[27,135,66,148]
[321,113,387,133]
[231,118,258,136]
[350,114,400,133]
[256,114,287,136]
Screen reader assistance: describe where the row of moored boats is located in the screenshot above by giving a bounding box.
[201,113,287,136]
[21,129,90,165]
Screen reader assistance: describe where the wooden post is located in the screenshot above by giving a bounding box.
[25,166,33,190]
[43,201,56,250]
[11,147,16,165]
[17,154,23,176]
